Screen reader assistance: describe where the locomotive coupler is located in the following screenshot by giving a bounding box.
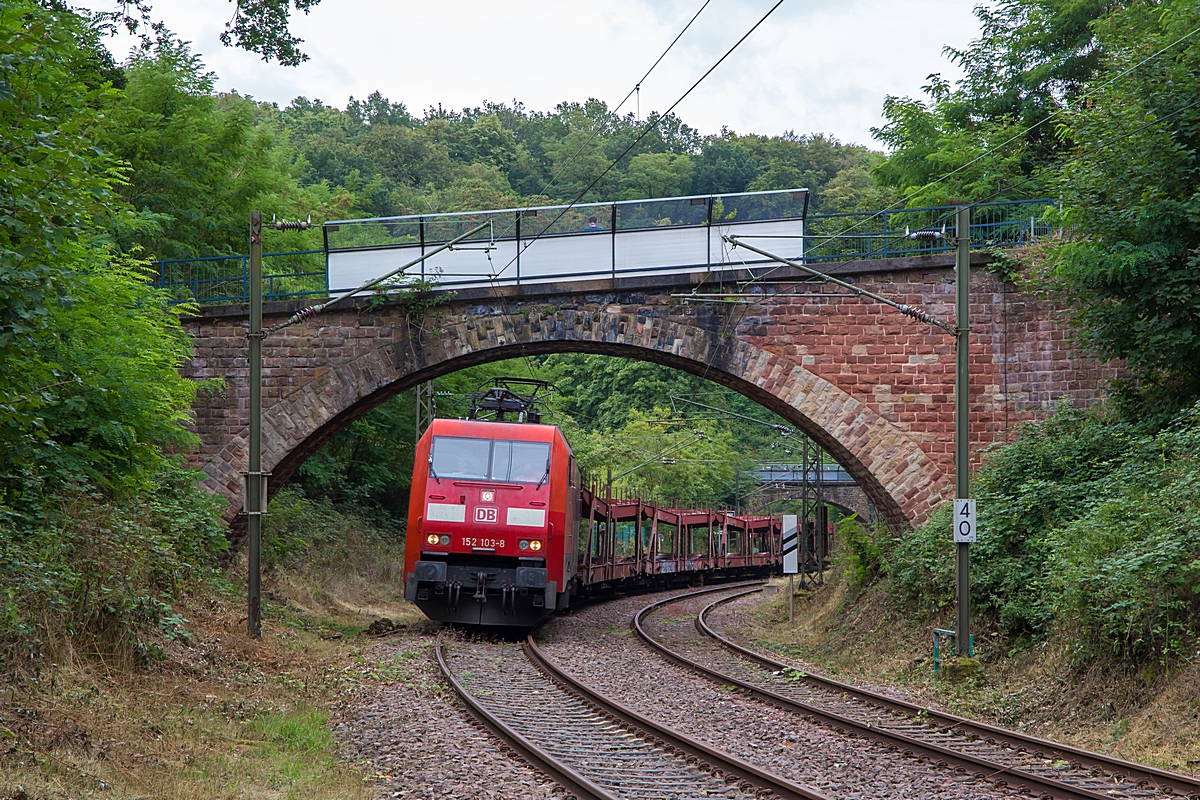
[473,571,489,603]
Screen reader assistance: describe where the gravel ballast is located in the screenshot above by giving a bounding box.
[338,626,563,800]
[537,588,1024,799]
[341,586,1026,798]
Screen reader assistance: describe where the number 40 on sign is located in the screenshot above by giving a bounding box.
[954,499,977,543]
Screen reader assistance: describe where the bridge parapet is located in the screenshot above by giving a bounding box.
[155,194,1053,306]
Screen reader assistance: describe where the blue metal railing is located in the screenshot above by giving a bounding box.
[154,199,1055,304]
[153,249,327,305]
[802,198,1054,263]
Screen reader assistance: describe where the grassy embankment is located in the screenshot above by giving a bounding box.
[1,490,423,800]
[748,572,1200,772]
[743,401,1200,778]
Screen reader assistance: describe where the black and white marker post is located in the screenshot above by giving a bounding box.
[782,514,799,623]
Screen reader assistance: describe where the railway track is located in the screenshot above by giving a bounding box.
[435,620,827,800]
[634,584,1200,800]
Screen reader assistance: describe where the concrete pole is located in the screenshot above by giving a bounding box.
[247,210,263,638]
[955,206,971,657]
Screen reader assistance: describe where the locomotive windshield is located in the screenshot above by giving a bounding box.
[431,437,551,483]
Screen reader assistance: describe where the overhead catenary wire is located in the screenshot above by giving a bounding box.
[739,88,1200,278]
[917,23,1200,209]
[670,395,796,435]
[489,0,786,282]
[716,235,956,331]
[964,94,1200,209]
[534,0,713,201]
[730,23,1200,292]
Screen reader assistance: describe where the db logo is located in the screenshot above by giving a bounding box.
[475,506,498,524]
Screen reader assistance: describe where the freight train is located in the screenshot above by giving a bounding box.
[402,380,787,628]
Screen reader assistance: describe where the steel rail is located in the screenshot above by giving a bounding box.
[434,630,618,800]
[698,588,1200,800]
[522,604,827,800]
[436,609,825,800]
[631,585,1146,800]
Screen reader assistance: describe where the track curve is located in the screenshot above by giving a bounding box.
[435,604,828,800]
[633,585,1200,800]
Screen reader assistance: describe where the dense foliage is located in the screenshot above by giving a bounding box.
[270,97,881,221]
[878,0,1200,424]
[1047,4,1200,426]
[0,2,225,665]
[869,404,1200,666]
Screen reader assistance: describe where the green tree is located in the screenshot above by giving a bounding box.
[544,125,614,202]
[114,0,322,66]
[946,0,1112,162]
[569,410,748,506]
[0,1,120,360]
[103,38,305,259]
[623,152,694,199]
[359,122,454,190]
[0,1,227,661]
[692,136,760,194]
[870,83,1031,205]
[1046,3,1200,425]
[467,114,519,170]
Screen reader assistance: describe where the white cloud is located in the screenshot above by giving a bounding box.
[97,0,981,146]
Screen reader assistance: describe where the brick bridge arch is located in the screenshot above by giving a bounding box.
[186,256,1116,542]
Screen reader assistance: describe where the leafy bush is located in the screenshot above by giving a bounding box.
[0,464,226,666]
[1049,409,1200,663]
[885,403,1200,666]
[886,502,955,616]
[837,514,892,590]
[262,488,404,575]
[0,3,229,667]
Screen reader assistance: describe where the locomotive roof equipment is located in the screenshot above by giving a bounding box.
[465,377,556,423]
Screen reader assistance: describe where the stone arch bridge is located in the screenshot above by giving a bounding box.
[183,253,1115,542]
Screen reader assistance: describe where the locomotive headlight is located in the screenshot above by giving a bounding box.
[481,490,495,502]
[529,540,543,551]
[440,535,451,545]
[426,534,440,545]
[519,540,529,550]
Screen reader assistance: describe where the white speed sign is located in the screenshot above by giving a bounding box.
[954,499,977,543]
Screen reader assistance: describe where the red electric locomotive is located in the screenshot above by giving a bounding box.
[403,383,580,627]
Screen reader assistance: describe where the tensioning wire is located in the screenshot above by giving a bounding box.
[731,21,1200,290]
[533,0,713,201]
[489,0,786,282]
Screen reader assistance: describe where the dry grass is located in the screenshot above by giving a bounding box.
[1,524,425,800]
[744,570,1200,776]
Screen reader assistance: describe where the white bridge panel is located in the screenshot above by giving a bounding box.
[712,220,805,265]
[328,241,516,293]
[516,233,611,279]
[327,217,805,294]
[614,227,708,275]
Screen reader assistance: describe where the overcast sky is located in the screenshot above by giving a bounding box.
[98,0,984,148]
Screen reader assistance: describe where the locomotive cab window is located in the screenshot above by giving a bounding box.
[429,437,491,480]
[432,437,551,483]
